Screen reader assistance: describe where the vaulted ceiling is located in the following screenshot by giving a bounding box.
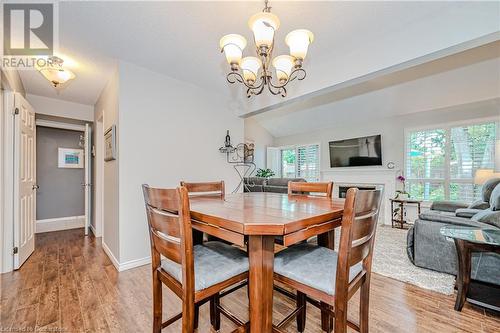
[18,1,500,110]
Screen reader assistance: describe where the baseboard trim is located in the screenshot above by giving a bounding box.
[102,241,120,271]
[36,216,85,233]
[101,241,150,272]
[119,256,151,271]
[89,223,98,237]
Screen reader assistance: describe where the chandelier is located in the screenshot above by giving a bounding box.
[219,0,314,98]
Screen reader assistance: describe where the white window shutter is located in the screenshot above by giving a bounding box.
[297,144,320,182]
[266,147,281,178]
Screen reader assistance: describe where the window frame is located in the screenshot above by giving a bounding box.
[277,143,321,181]
[404,116,499,202]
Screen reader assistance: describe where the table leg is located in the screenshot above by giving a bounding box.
[248,235,275,333]
[391,201,394,228]
[399,202,404,228]
[454,239,471,311]
[317,229,335,249]
[318,230,335,332]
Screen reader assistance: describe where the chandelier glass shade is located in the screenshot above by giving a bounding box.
[36,56,76,88]
[220,0,313,98]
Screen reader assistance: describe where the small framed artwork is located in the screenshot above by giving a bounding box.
[58,148,84,168]
[104,125,117,161]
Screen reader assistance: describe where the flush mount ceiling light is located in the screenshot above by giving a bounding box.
[37,56,76,89]
[219,0,314,98]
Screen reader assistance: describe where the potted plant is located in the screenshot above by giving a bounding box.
[255,168,275,179]
[395,175,410,200]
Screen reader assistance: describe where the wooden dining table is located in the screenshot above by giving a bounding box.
[189,192,344,333]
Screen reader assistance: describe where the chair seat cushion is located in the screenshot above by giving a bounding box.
[274,243,363,296]
[161,241,248,291]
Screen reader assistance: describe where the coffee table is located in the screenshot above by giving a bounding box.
[440,226,500,311]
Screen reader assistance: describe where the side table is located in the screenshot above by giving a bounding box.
[440,226,500,312]
[390,198,422,229]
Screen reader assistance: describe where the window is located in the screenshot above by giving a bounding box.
[279,144,320,182]
[406,121,498,202]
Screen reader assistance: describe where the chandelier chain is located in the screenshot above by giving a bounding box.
[263,0,271,13]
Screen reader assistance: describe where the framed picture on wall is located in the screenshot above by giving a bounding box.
[104,125,117,161]
[58,148,84,168]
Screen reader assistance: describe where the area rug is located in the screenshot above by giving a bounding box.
[370,226,455,295]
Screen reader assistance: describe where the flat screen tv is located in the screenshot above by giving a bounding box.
[329,135,382,167]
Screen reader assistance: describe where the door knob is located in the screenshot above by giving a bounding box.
[32,185,39,190]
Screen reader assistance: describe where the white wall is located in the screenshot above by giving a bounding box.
[97,61,244,268]
[94,68,120,263]
[244,118,275,170]
[273,99,500,174]
[28,94,94,122]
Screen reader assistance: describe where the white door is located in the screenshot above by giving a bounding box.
[13,94,36,269]
[84,124,92,235]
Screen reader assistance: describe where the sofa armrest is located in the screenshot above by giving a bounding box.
[430,200,468,213]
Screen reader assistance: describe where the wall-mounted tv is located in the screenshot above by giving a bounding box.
[329,135,382,167]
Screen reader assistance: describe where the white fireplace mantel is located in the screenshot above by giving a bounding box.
[321,168,401,225]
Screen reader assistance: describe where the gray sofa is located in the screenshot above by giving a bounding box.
[244,177,306,194]
[407,178,500,285]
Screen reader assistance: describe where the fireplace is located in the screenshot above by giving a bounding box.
[338,185,377,199]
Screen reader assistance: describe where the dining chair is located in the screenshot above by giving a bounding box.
[181,180,226,244]
[142,184,249,333]
[180,180,225,199]
[276,181,334,247]
[273,188,382,333]
[287,181,334,198]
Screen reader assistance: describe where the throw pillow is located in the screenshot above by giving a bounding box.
[489,184,500,211]
[481,178,500,203]
[467,200,490,210]
[471,209,500,228]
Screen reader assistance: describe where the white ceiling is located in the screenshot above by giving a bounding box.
[253,55,500,137]
[18,1,500,106]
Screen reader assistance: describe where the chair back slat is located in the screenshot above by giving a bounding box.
[348,241,372,265]
[147,207,182,239]
[335,188,382,294]
[145,187,181,212]
[143,185,194,286]
[180,181,225,199]
[350,213,378,247]
[150,229,182,263]
[288,181,333,198]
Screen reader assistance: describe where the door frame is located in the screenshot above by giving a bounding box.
[1,91,17,273]
[94,115,104,237]
[34,119,93,235]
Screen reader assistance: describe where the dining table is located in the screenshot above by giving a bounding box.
[189,192,344,333]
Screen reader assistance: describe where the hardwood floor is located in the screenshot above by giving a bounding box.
[1,229,498,332]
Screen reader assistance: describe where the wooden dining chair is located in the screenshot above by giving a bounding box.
[181,181,226,244]
[180,181,225,199]
[273,188,382,333]
[288,181,334,198]
[142,184,249,333]
[278,181,334,246]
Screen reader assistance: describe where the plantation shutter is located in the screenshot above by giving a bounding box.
[405,121,497,202]
[449,122,497,202]
[297,144,320,182]
[405,129,446,201]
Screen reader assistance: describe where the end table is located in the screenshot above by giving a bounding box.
[390,198,422,229]
[440,226,500,312]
